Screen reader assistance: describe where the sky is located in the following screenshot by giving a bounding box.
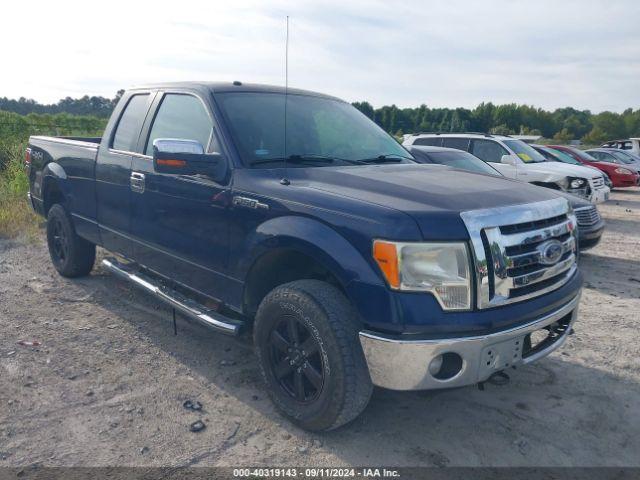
[2,0,639,112]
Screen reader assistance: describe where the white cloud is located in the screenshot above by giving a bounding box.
[2,0,639,111]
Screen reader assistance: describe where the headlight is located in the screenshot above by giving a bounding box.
[569,178,586,189]
[615,167,632,175]
[373,240,471,310]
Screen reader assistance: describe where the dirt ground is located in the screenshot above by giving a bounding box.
[1,189,639,468]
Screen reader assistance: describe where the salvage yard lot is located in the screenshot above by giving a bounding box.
[1,189,639,467]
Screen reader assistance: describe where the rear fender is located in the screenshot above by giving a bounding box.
[41,162,70,215]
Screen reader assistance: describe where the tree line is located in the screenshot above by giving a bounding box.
[0,90,124,118]
[1,91,638,143]
[0,110,107,170]
[352,101,640,144]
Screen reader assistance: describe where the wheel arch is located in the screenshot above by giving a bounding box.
[42,163,70,216]
[240,216,385,319]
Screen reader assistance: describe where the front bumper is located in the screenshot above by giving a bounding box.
[359,292,580,391]
[588,186,610,204]
[577,218,605,251]
[614,174,640,187]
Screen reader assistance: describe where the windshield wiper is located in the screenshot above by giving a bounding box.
[251,154,365,166]
[356,154,414,164]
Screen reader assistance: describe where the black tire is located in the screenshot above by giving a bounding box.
[254,279,373,431]
[46,204,96,278]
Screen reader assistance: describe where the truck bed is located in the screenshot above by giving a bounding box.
[28,135,102,243]
[30,135,101,149]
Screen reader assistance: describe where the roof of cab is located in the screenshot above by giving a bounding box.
[127,81,343,101]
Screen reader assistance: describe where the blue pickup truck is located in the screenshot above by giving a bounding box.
[26,82,583,431]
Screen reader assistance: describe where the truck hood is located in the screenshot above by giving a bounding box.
[294,164,563,239]
[523,161,603,180]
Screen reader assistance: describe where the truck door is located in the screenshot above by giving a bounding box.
[129,91,233,300]
[95,92,153,256]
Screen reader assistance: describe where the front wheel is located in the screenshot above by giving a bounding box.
[254,280,373,431]
[46,204,96,278]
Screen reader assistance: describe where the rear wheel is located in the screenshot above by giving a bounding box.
[46,204,96,277]
[254,280,373,431]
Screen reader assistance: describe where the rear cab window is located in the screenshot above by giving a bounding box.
[111,94,151,152]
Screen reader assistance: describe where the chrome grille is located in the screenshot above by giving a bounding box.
[574,205,600,227]
[591,177,605,189]
[461,198,578,309]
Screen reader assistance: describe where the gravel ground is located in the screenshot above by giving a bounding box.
[1,189,639,467]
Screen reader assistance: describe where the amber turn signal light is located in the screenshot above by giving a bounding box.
[157,159,187,167]
[373,240,400,289]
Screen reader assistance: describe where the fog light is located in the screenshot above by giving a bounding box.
[429,355,444,376]
[429,352,463,380]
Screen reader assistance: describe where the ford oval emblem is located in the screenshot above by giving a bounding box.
[537,239,564,265]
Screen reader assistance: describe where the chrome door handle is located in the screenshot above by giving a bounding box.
[130,172,145,193]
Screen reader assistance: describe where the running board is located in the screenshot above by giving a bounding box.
[101,258,242,336]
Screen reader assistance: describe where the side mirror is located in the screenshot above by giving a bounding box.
[501,154,518,166]
[152,138,226,181]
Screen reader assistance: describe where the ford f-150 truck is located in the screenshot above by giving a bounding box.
[26,82,583,431]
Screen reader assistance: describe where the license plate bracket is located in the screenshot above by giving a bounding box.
[478,336,524,380]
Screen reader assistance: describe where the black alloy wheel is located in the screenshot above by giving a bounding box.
[49,215,69,264]
[268,314,325,403]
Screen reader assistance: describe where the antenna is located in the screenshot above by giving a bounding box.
[281,15,290,185]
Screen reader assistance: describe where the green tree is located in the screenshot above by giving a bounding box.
[553,128,572,143]
[582,127,609,145]
[352,101,375,120]
[591,111,627,140]
[490,124,514,135]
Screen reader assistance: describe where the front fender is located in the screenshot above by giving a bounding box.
[237,215,383,286]
[237,215,401,330]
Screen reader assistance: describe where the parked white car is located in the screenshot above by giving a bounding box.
[601,138,640,156]
[403,133,610,203]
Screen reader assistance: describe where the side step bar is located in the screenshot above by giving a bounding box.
[101,259,242,336]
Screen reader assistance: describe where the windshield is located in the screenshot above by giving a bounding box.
[609,150,635,164]
[618,150,640,161]
[564,147,599,162]
[540,146,583,165]
[427,151,501,176]
[503,140,547,163]
[216,92,413,168]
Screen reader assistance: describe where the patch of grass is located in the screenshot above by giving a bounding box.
[0,111,106,240]
[0,141,41,240]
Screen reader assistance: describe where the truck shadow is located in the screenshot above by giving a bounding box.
[608,198,640,210]
[612,188,640,196]
[579,253,640,300]
[595,217,640,235]
[336,357,640,466]
[65,260,640,467]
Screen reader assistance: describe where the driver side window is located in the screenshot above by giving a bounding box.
[145,94,215,156]
[470,139,507,163]
[599,153,617,163]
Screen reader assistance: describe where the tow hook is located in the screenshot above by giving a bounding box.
[478,370,511,390]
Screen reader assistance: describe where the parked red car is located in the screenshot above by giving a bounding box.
[548,145,639,188]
